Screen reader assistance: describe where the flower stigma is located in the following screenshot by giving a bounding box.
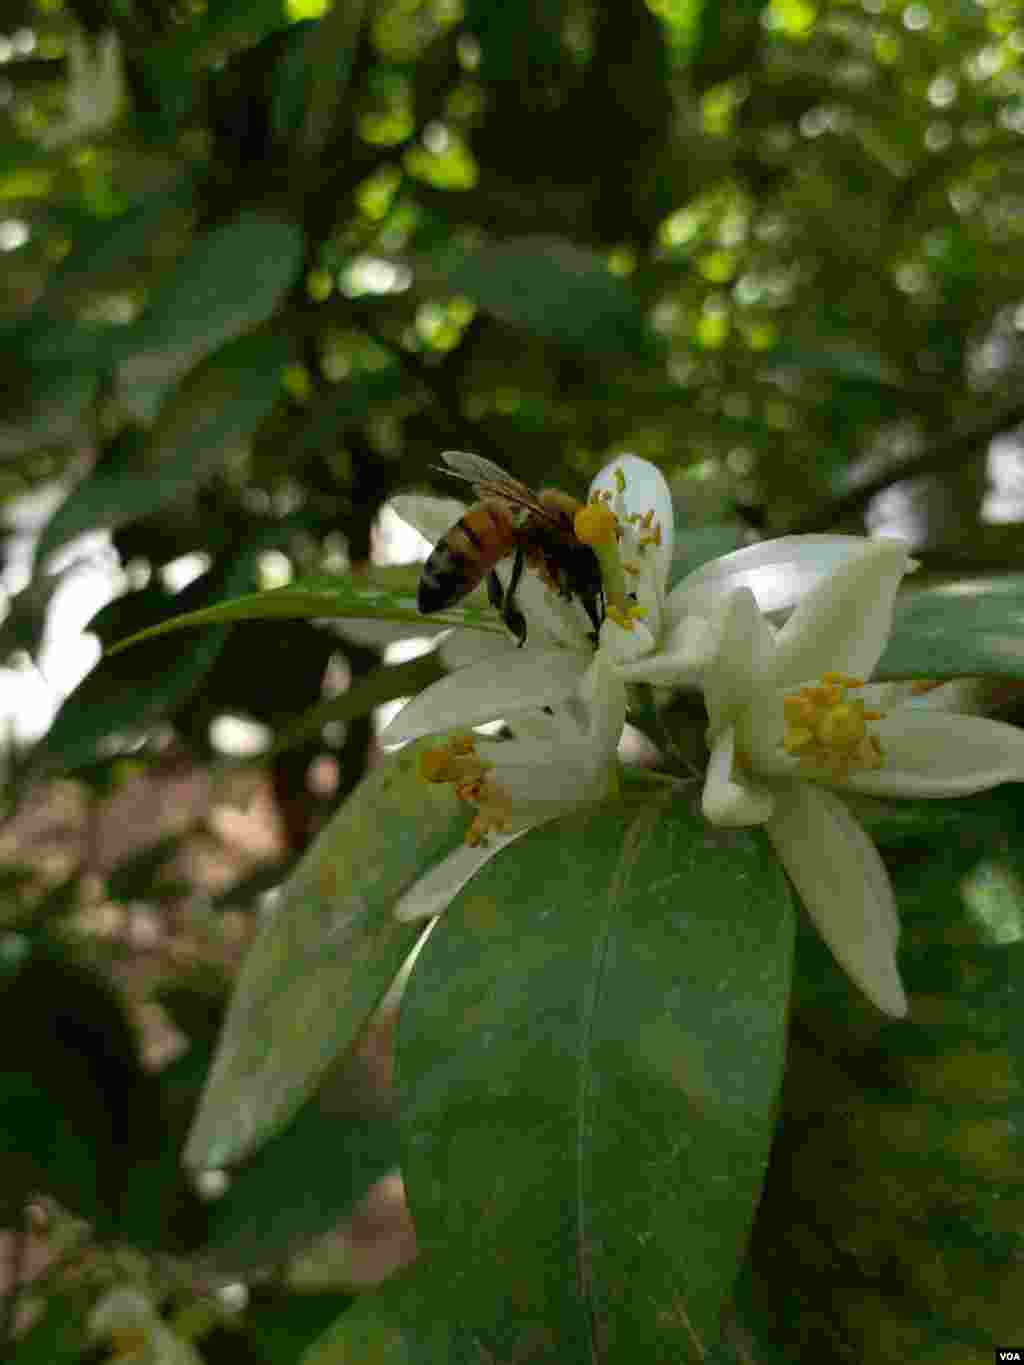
[420,733,514,845]
[780,672,885,780]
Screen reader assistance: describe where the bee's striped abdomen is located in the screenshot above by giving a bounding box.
[417,501,515,613]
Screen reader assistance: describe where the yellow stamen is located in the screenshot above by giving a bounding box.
[419,737,490,785]
[822,671,864,688]
[780,674,886,777]
[419,735,516,845]
[639,524,662,548]
[911,679,944,695]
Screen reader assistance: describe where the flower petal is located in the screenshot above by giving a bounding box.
[666,534,890,624]
[615,614,714,685]
[388,494,465,547]
[702,727,776,826]
[579,653,629,757]
[600,615,656,666]
[703,588,776,738]
[768,539,912,690]
[393,832,527,922]
[839,710,1024,798]
[439,629,516,670]
[767,783,906,1016]
[589,454,674,590]
[380,649,588,744]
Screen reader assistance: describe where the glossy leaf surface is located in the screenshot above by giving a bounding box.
[108,573,505,656]
[396,792,794,1363]
[185,740,469,1170]
[875,575,1024,682]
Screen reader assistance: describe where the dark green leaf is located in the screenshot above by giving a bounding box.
[298,1260,468,1365]
[241,1291,357,1365]
[441,236,654,360]
[265,654,445,758]
[0,941,161,1222]
[669,524,749,588]
[876,575,1024,682]
[753,782,1024,1360]
[396,793,794,1362]
[107,573,505,657]
[39,175,194,306]
[38,331,292,564]
[184,740,469,1170]
[117,213,304,419]
[201,1047,400,1273]
[9,1291,91,1364]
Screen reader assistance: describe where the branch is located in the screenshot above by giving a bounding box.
[788,395,1024,533]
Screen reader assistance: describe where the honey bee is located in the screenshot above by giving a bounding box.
[417,451,605,646]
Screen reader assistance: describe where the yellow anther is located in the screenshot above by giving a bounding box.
[641,508,655,528]
[784,695,815,725]
[911,679,943,695]
[623,561,641,575]
[822,671,864,688]
[419,738,489,785]
[574,501,620,547]
[639,523,662,549]
[420,748,453,783]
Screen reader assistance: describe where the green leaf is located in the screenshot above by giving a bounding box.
[37,331,292,564]
[241,1291,358,1365]
[876,575,1024,682]
[10,1291,91,1364]
[184,740,469,1171]
[265,654,445,758]
[441,236,654,360]
[298,1261,468,1365]
[753,783,1024,1359]
[107,573,505,656]
[201,1044,400,1273]
[39,175,194,306]
[117,213,304,419]
[669,524,748,588]
[0,941,162,1223]
[396,793,794,1362]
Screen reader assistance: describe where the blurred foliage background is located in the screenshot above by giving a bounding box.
[2,0,1024,1358]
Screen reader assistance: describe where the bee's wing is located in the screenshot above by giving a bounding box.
[440,450,520,486]
[438,450,563,525]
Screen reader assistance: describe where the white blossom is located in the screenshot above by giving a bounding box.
[696,539,1024,1016]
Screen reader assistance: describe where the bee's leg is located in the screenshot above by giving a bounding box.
[582,591,604,644]
[486,569,505,614]
[503,548,528,646]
